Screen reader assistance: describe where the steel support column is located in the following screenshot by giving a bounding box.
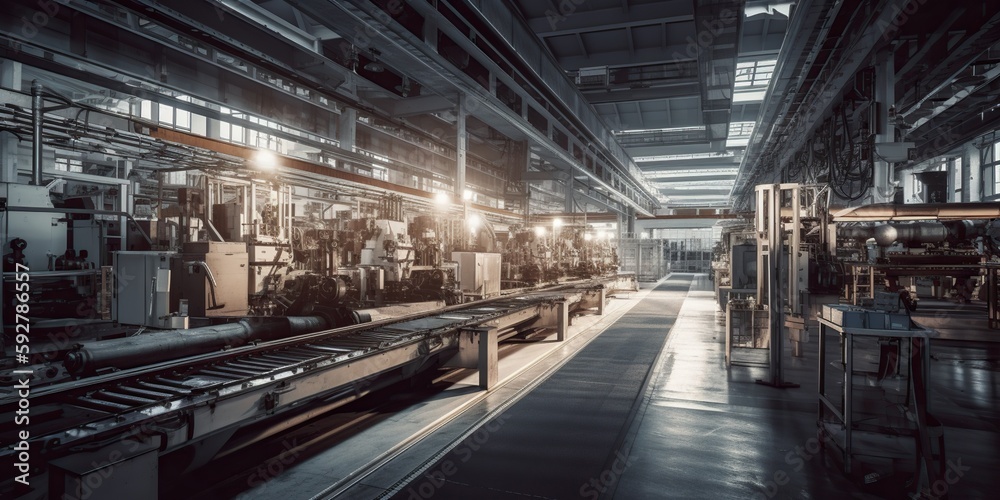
[31,80,43,186]
[456,94,467,197]
[872,52,895,203]
[338,107,357,153]
[766,185,783,384]
[0,60,21,183]
[449,326,499,390]
[754,184,798,388]
[556,299,568,342]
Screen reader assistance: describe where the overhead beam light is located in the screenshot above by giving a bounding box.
[435,192,451,206]
[733,90,767,103]
[634,152,736,162]
[656,184,734,190]
[254,149,278,170]
[644,167,739,175]
[364,49,385,73]
[745,2,793,18]
[394,76,411,97]
[616,126,705,134]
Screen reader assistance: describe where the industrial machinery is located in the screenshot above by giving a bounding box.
[1,183,126,333]
[500,222,619,288]
[112,251,176,329]
[829,197,1000,339]
[171,241,249,318]
[501,225,550,286]
[247,238,293,315]
[0,272,624,499]
[837,219,985,308]
[452,251,501,299]
[742,183,842,385]
[712,222,757,309]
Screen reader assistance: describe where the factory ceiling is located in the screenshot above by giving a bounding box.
[514,0,1000,212]
[510,0,788,208]
[3,0,1000,216]
[731,0,1000,210]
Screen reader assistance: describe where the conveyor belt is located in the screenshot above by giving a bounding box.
[0,292,576,487]
[387,275,694,499]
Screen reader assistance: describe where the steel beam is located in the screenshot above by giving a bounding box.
[30,81,43,186]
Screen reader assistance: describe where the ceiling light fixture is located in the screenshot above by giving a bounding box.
[364,49,385,73]
[395,76,411,97]
[254,149,278,170]
[434,192,451,206]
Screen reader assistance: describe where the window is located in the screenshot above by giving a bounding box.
[158,103,172,125]
[175,107,191,129]
[726,121,755,147]
[248,129,281,152]
[911,172,923,201]
[166,171,187,185]
[139,100,153,120]
[993,141,1000,195]
[735,59,776,89]
[951,158,961,200]
[220,122,245,143]
[157,101,192,130]
[54,157,83,173]
[218,106,247,144]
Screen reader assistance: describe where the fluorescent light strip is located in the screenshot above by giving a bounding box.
[634,152,736,162]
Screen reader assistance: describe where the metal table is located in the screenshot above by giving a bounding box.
[816,316,936,476]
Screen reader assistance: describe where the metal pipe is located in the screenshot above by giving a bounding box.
[834,202,1000,221]
[872,220,984,246]
[65,316,330,375]
[31,80,43,186]
[186,260,221,309]
[767,188,783,385]
[837,226,874,241]
[873,222,947,246]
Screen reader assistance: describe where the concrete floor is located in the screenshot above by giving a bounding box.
[613,275,997,499]
[247,274,1000,499]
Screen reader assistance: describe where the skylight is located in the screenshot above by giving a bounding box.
[644,168,739,179]
[728,121,755,137]
[616,126,705,134]
[733,90,768,103]
[634,152,736,162]
[735,59,776,88]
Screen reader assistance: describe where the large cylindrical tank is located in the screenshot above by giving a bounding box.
[873,222,949,246]
[837,226,874,241]
[65,315,338,375]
